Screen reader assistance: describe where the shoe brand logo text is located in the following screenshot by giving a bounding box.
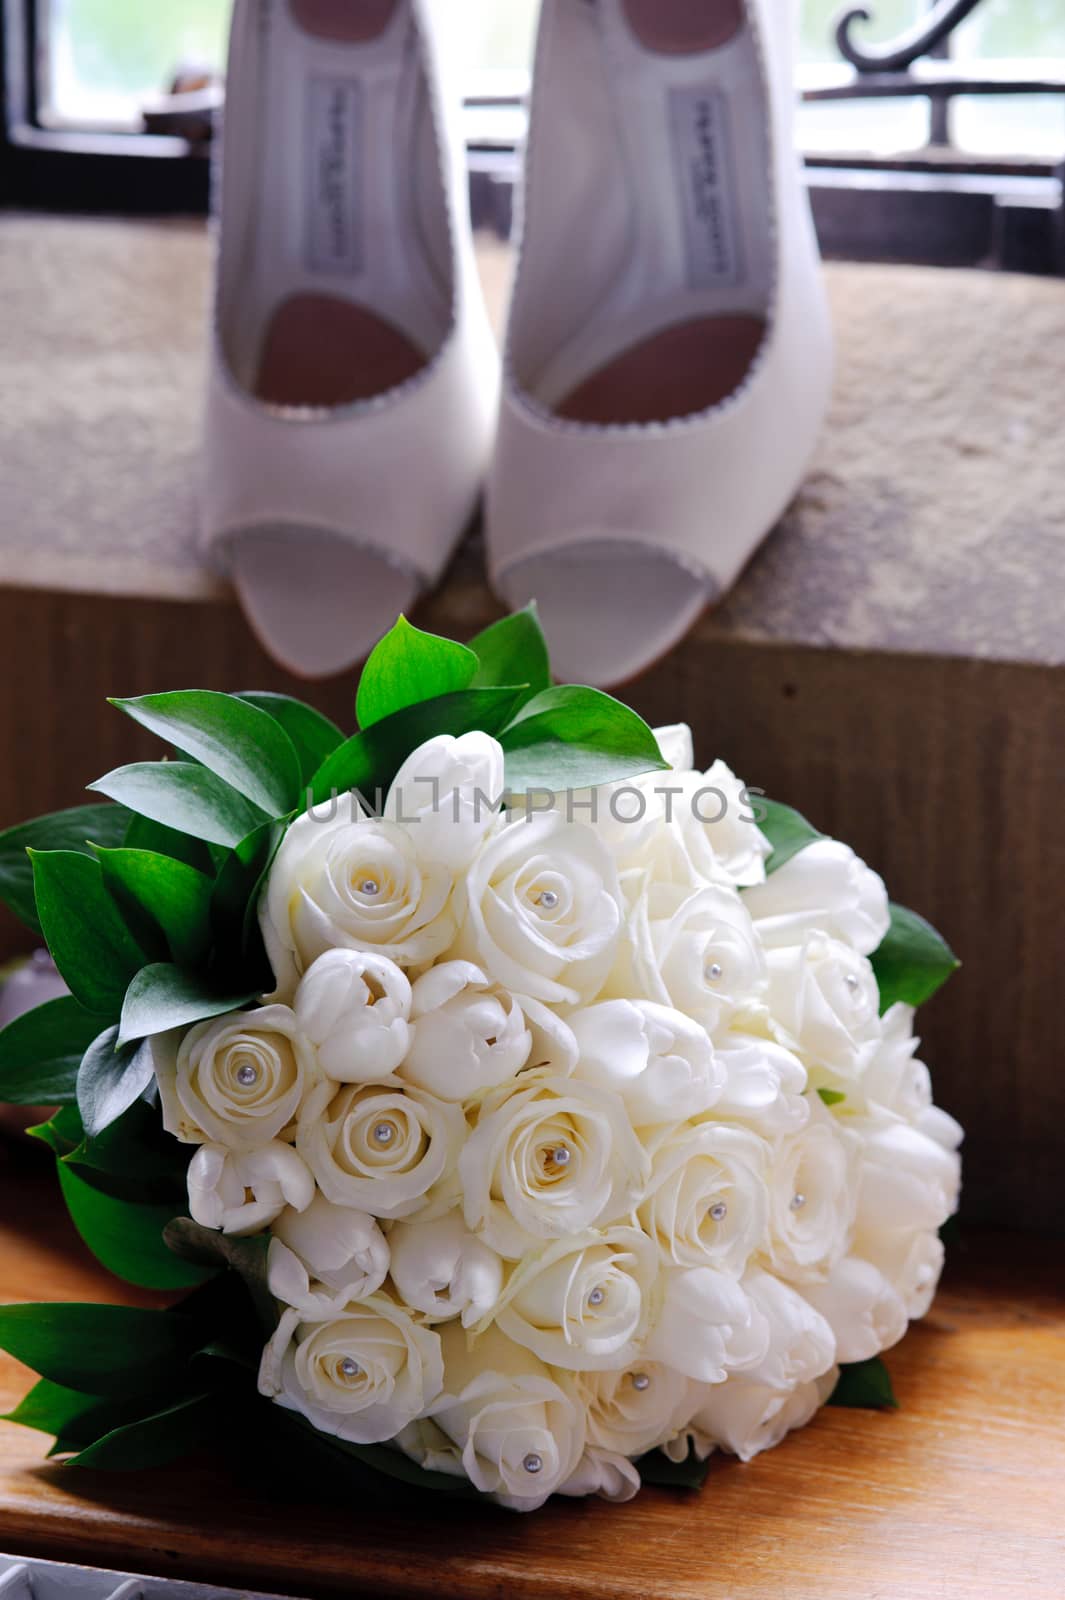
[670,86,744,288]
[306,77,363,276]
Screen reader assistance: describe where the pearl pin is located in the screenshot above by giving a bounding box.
[551,1145,571,1168]
[537,889,559,910]
[341,1357,360,1378]
[588,1286,605,1308]
[360,878,381,897]
[845,973,859,992]
[709,1201,728,1222]
[790,1192,807,1211]
[706,962,723,982]
[523,1452,543,1475]
[631,1373,651,1392]
[373,1122,396,1146]
[236,1063,259,1087]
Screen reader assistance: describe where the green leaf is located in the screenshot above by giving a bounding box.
[759,798,825,874]
[0,995,108,1105]
[63,1098,190,1204]
[164,1220,276,1330]
[828,1356,898,1410]
[468,605,550,700]
[0,1303,199,1397]
[499,686,667,794]
[89,763,268,849]
[118,964,256,1047]
[817,1088,847,1107]
[57,1162,213,1290]
[67,1392,218,1471]
[309,688,523,806]
[76,1025,155,1138]
[209,819,285,992]
[0,803,130,934]
[122,813,216,875]
[94,847,215,969]
[2,1377,144,1451]
[871,904,960,1013]
[238,692,344,785]
[356,617,479,729]
[63,1100,188,1203]
[111,691,302,817]
[275,1408,478,1500]
[636,1447,711,1490]
[30,850,148,1016]
[27,1103,83,1157]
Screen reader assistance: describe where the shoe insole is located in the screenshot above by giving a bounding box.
[291,0,399,42]
[252,0,431,410]
[545,0,768,427]
[623,0,745,55]
[558,314,766,425]
[256,294,427,407]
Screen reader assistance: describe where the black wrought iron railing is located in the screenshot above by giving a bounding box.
[806,0,1065,169]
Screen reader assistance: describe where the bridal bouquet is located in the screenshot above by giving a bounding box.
[0,610,961,1510]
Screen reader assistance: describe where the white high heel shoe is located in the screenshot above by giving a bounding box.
[203,0,498,679]
[487,0,833,687]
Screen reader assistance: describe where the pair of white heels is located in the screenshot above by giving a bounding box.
[203,0,833,688]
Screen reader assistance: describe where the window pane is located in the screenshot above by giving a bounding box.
[955,0,1065,59]
[37,0,1065,163]
[953,0,1065,157]
[45,0,228,126]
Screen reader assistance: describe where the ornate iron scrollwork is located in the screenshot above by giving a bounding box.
[835,0,985,73]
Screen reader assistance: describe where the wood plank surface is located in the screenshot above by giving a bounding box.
[1,1144,1062,1600]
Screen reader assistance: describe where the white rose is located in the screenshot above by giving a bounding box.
[269,1193,390,1312]
[260,807,457,998]
[742,1268,837,1390]
[569,999,722,1126]
[186,1141,314,1236]
[858,1227,945,1319]
[855,1119,961,1236]
[638,1123,769,1275]
[801,1256,907,1362]
[667,761,771,889]
[431,1324,585,1511]
[456,813,624,1006]
[762,1104,860,1283]
[154,1007,312,1150]
[392,1415,465,1478]
[743,839,890,955]
[766,931,882,1084]
[916,1103,965,1155]
[402,962,531,1101]
[644,1268,770,1384]
[858,1003,932,1119]
[615,883,767,1038]
[558,1449,641,1503]
[294,948,411,1082]
[688,1368,837,1463]
[262,1294,444,1445]
[713,1033,810,1136]
[493,1227,659,1371]
[388,1211,504,1328]
[575,1361,694,1460]
[460,1071,648,1258]
[519,991,580,1076]
[297,1078,464,1220]
[384,732,504,871]
[654,723,695,771]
